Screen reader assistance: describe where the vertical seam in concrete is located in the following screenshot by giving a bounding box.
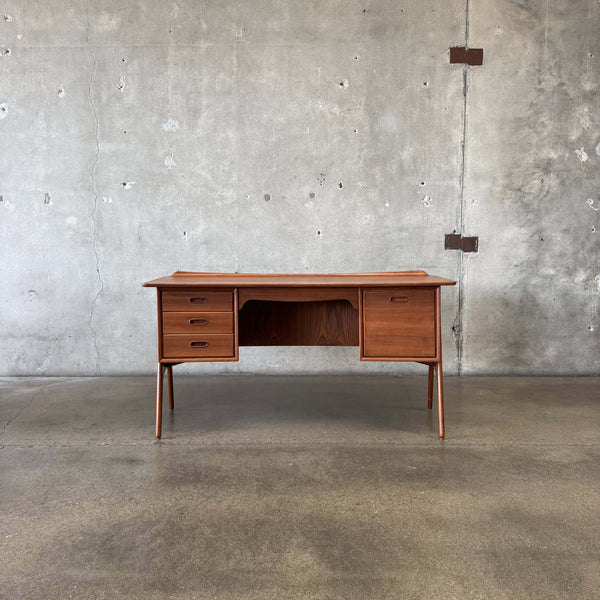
[88,51,103,374]
[455,0,470,375]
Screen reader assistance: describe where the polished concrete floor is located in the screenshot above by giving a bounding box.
[1,375,599,599]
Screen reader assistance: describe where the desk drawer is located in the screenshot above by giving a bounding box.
[163,334,234,358]
[162,290,233,312]
[163,312,233,334]
[362,288,435,358]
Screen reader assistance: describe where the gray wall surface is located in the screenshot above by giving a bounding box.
[0,0,598,376]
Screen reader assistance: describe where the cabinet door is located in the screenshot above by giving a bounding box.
[362,288,435,358]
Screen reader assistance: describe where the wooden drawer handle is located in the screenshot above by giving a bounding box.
[389,296,409,303]
[189,341,209,348]
[188,318,209,326]
[188,297,208,303]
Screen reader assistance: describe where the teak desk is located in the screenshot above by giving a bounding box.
[143,271,456,439]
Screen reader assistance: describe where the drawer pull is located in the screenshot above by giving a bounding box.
[189,341,209,348]
[188,318,209,326]
[390,296,409,303]
[189,297,208,304]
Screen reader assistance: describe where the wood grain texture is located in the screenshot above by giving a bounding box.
[239,300,359,346]
[156,289,163,361]
[144,271,456,288]
[233,288,239,361]
[162,311,234,334]
[162,334,234,358]
[435,286,445,438]
[362,288,435,358]
[239,287,359,309]
[147,274,452,439]
[161,289,233,312]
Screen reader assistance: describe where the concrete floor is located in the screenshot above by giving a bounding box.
[0,376,599,599]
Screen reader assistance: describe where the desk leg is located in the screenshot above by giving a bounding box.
[435,363,445,438]
[167,364,174,410]
[156,363,164,439]
[427,364,434,410]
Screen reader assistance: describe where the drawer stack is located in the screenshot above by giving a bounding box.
[161,289,236,360]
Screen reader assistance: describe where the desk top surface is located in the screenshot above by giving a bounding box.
[143,271,456,288]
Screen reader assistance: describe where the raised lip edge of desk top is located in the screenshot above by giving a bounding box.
[143,271,457,288]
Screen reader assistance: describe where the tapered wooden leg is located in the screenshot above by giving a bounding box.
[427,364,434,410]
[156,363,164,439]
[167,364,174,410]
[436,363,445,438]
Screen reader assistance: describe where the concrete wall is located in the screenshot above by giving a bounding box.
[0,0,598,376]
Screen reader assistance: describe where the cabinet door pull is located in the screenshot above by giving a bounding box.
[189,341,209,348]
[389,296,409,303]
[188,318,209,326]
[189,297,208,303]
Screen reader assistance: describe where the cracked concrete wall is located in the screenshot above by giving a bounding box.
[0,0,598,376]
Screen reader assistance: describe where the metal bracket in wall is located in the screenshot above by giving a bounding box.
[449,47,484,66]
[445,233,479,253]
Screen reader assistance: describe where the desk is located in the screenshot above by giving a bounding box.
[143,271,456,439]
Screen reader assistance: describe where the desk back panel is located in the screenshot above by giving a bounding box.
[238,287,359,309]
[239,300,359,346]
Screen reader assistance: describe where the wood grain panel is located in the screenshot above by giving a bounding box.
[162,312,234,334]
[362,288,435,358]
[161,289,233,312]
[239,287,359,309]
[239,300,359,346]
[162,334,234,358]
[144,271,456,288]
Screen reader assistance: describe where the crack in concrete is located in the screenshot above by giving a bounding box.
[88,51,103,375]
[0,384,49,438]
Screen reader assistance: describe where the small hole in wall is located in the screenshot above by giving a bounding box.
[420,181,426,186]
[317,230,322,235]
[338,182,343,189]
[423,82,429,86]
